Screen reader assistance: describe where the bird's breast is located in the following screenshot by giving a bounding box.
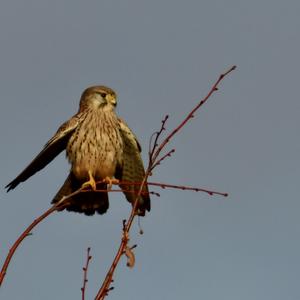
[66,110,123,181]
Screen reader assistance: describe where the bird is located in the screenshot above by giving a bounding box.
[5,86,150,216]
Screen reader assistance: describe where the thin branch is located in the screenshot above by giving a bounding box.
[94,65,236,299]
[148,182,228,197]
[148,115,169,164]
[81,247,92,300]
[115,180,227,197]
[150,148,175,171]
[0,203,66,286]
[151,65,236,166]
[81,187,151,197]
[0,188,83,287]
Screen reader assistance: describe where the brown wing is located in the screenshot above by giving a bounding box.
[5,114,82,192]
[117,118,150,216]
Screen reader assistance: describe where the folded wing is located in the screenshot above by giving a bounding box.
[117,118,150,216]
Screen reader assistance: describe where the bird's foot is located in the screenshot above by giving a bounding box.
[82,171,97,191]
[104,177,119,190]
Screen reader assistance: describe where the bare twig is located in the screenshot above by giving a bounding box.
[114,180,227,197]
[0,203,66,286]
[0,187,85,287]
[147,182,228,197]
[150,148,175,171]
[149,115,169,164]
[81,247,92,300]
[94,65,236,299]
[150,65,236,166]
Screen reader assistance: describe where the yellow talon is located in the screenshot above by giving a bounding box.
[104,177,119,190]
[82,170,97,191]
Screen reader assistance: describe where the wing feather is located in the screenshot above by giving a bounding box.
[117,118,150,215]
[5,114,81,191]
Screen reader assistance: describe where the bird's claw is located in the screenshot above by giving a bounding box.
[82,171,97,191]
[104,177,119,190]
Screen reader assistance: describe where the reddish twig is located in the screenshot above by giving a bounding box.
[149,115,169,164]
[0,187,86,287]
[92,179,228,198]
[143,182,227,197]
[94,65,236,299]
[0,204,65,286]
[150,65,236,167]
[114,180,227,197]
[81,247,92,300]
[150,148,175,171]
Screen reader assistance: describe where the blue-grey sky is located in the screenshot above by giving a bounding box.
[1,1,300,299]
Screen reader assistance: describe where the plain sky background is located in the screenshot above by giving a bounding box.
[0,1,299,299]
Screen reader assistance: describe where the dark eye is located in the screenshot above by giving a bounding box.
[99,92,106,98]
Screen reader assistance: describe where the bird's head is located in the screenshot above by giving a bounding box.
[79,86,117,112]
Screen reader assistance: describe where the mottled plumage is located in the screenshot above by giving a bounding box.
[5,86,150,216]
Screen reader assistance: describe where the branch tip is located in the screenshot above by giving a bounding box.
[81,247,92,300]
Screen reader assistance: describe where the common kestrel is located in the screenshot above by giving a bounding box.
[5,86,150,216]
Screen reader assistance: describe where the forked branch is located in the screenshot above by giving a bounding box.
[94,65,236,299]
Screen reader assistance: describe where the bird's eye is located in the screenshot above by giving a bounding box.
[99,92,107,98]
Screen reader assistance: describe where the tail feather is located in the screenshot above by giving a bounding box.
[52,172,109,215]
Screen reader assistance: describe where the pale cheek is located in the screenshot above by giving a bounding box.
[91,98,100,109]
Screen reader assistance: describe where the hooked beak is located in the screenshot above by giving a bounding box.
[106,94,117,106]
